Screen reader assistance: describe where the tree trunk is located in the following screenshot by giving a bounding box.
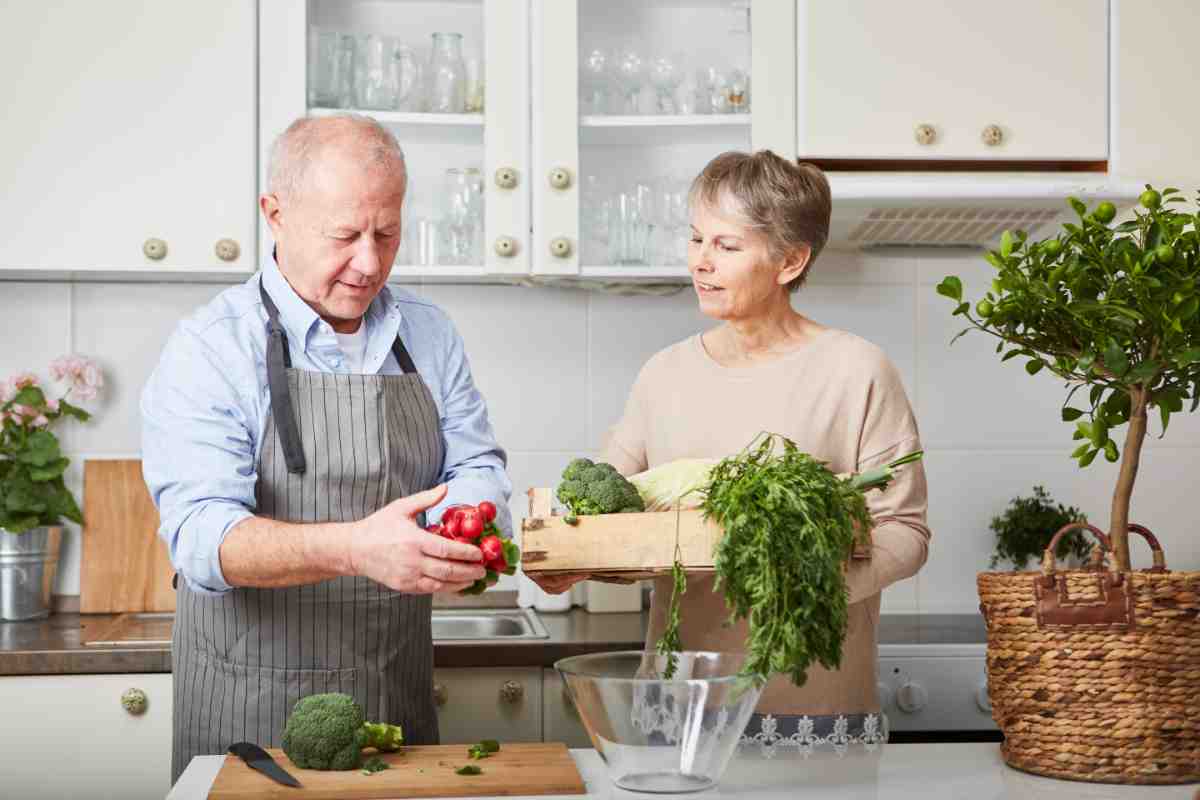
[1109,387,1149,571]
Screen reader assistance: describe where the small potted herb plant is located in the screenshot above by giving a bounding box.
[987,485,1088,570]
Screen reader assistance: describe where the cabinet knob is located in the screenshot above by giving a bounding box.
[914,124,937,146]
[494,167,519,190]
[494,236,518,258]
[549,237,572,259]
[215,238,241,262]
[981,124,1004,147]
[433,682,448,707]
[895,681,928,714]
[143,238,168,261]
[121,687,148,716]
[500,679,524,704]
[548,167,573,191]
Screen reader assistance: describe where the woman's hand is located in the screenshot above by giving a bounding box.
[350,484,486,594]
[529,572,590,595]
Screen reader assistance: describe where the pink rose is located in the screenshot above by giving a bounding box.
[12,372,38,390]
[46,398,60,412]
[49,354,104,402]
[32,414,49,428]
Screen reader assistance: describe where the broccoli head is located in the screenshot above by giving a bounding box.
[281,693,403,771]
[555,460,645,515]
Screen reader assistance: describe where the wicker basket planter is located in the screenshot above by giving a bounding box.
[978,521,1200,784]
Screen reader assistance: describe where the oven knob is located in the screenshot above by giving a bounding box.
[895,681,928,713]
[975,680,992,713]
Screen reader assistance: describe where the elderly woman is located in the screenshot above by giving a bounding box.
[539,150,929,742]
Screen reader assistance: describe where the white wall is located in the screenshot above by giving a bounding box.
[5,244,1199,614]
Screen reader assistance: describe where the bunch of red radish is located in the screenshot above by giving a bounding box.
[426,501,520,595]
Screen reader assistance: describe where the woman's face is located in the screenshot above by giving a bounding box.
[687,200,801,322]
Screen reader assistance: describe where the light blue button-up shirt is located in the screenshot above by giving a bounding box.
[140,254,512,595]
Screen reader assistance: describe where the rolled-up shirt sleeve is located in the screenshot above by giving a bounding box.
[141,324,258,596]
[429,319,513,537]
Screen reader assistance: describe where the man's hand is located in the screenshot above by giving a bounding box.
[350,484,485,594]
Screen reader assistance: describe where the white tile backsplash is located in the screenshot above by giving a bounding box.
[7,246,1200,614]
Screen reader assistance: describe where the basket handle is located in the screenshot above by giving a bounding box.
[1127,523,1168,572]
[1040,521,1111,577]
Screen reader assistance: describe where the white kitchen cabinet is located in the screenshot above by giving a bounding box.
[261,0,531,282]
[797,0,1109,161]
[533,0,795,279]
[433,667,543,743]
[0,672,173,800]
[0,2,256,278]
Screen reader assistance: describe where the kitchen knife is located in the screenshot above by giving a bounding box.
[228,741,302,788]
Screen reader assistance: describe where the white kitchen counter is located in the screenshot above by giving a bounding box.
[170,744,1196,799]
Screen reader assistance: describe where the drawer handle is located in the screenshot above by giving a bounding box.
[914,124,937,146]
[500,680,524,704]
[143,238,168,261]
[121,687,148,716]
[433,682,448,707]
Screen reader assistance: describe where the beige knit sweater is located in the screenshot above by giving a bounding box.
[600,327,930,715]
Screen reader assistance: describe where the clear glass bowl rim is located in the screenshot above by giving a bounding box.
[554,650,756,687]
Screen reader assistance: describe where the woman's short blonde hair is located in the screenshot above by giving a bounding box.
[689,150,831,292]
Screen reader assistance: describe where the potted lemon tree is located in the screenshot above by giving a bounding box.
[937,188,1200,784]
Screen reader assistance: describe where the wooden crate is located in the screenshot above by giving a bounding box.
[520,488,869,579]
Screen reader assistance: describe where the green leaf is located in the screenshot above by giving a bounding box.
[1071,442,1091,459]
[984,251,1004,270]
[1160,403,1171,434]
[1091,419,1108,449]
[1076,421,1093,440]
[28,458,69,482]
[1114,220,1140,233]
[1061,407,1084,421]
[1025,359,1045,375]
[1103,342,1129,377]
[12,386,47,408]
[455,765,482,776]
[1147,222,1163,250]
[57,400,90,422]
[17,431,61,467]
[1177,349,1200,367]
[936,276,963,303]
[1103,440,1119,462]
[1001,348,1024,362]
[953,302,970,316]
[1069,197,1087,218]
[1078,448,1099,467]
[1000,230,1014,260]
[1127,361,1161,384]
[1180,297,1199,320]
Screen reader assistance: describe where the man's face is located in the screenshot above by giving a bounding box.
[261,146,405,332]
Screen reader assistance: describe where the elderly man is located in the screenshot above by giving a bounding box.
[141,114,511,783]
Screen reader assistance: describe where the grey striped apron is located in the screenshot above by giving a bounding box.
[170,279,445,782]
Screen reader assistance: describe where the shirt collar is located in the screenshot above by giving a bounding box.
[260,246,403,353]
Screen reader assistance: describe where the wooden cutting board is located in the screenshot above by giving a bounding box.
[81,459,175,613]
[207,743,587,799]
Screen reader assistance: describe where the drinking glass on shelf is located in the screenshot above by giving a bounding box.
[390,44,421,112]
[580,174,612,264]
[579,48,612,115]
[412,217,441,266]
[354,34,396,111]
[726,68,750,113]
[335,34,357,108]
[695,65,728,113]
[464,53,485,113]
[308,28,342,107]
[427,32,467,113]
[613,48,646,114]
[609,190,651,265]
[440,167,484,265]
[647,54,684,114]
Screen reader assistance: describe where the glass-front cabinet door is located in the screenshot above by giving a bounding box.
[260,0,530,279]
[532,0,795,279]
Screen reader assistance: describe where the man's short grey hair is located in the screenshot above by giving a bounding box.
[267,113,407,199]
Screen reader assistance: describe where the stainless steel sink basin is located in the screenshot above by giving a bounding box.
[83,608,548,646]
[431,608,548,640]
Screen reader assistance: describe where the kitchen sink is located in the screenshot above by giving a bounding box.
[82,607,547,646]
[430,608,548,640]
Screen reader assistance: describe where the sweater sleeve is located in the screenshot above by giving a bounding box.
[600,364,651,476]
[843,358,931,604]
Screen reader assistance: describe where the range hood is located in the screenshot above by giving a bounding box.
[826,173,1145,250]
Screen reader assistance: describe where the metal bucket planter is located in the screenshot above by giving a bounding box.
[0,526,63,621]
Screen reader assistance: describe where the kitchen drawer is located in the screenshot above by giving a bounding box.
[433,667,542,744]
[542,667,593,749]
[0,672,172,800]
